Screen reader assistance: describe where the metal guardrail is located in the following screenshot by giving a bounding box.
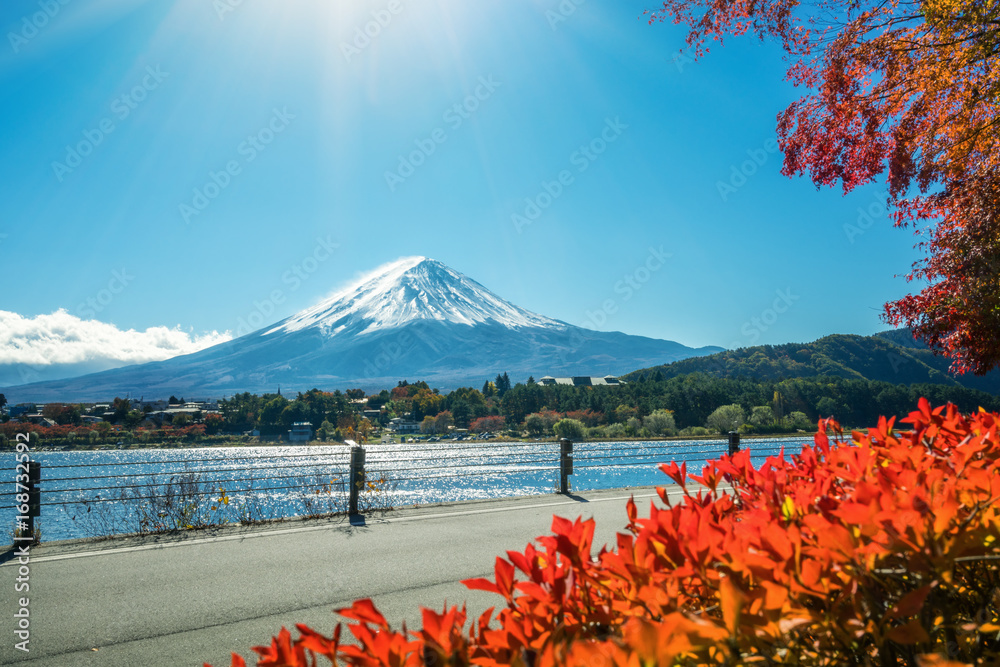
[5,433,808,539]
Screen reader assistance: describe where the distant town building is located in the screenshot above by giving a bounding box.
[388,417,420,434]
[146,407,202,425]
[24,414,57,427]
[288,421,313,442]
[536,375,624,387]
[130,399,168,412]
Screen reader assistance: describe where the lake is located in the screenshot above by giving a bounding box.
[3,436,811,542]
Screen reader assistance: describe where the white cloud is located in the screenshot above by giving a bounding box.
[0,309,232,367]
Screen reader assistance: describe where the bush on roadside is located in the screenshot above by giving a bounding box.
[211,399,1000,666]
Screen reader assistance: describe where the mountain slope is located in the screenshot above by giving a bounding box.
[4,258,723,401]
[623,332,1000,394]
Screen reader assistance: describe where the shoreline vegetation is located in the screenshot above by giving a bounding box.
[7,369,998,453]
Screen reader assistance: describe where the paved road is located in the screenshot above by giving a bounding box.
[0,486,675,666]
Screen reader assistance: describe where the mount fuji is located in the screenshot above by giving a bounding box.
[4,257,723,401]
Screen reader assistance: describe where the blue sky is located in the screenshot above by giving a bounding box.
[0,0,922,382]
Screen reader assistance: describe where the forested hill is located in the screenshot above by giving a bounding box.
[623,333,1000,395]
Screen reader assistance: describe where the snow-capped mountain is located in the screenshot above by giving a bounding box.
[4,258,723,401]
[268,256,561,336]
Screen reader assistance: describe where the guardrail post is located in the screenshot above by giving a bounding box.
[348,446,365,516]
[559,438,573,494]
[728,431,740,457]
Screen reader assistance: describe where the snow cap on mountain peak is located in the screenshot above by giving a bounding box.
[266,257,562,336]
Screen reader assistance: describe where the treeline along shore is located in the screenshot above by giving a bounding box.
[3,370,999,450]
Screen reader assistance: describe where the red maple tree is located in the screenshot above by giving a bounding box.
[648,0,1000,374]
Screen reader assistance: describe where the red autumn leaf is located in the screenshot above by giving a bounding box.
[294,623,339,658]
[887,585,933,621]
[336,598,389,628]
[252,627,304,667]
[887,619,932,645]
[719,577,745,635]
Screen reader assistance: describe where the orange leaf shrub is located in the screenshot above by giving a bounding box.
[208,399,1000,666]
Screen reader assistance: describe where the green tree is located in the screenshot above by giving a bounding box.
[434,410,454,435]
[749,406,776,427]
[172,413,193,427]
[613,404,638,424]
[317,420,336,441]
[450,400,471,428]
[706,404,746,434]
[524,413,546,437]
[420,416,437,434]
[788,411,813,431]
[111,397,131,424]
[553,418,586,441]
[259,396,290,434]
[279,401,310,428]
[643,409,676,437]
[219,392,263,433]
[495,373,510,397]
[816,397,847,421]
[124,410,144,429]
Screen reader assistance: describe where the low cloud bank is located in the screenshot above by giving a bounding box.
[0,309,231,387]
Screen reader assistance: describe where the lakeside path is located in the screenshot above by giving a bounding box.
[0,485,679,666]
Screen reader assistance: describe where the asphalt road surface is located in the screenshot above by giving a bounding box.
[0,486,677,666]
